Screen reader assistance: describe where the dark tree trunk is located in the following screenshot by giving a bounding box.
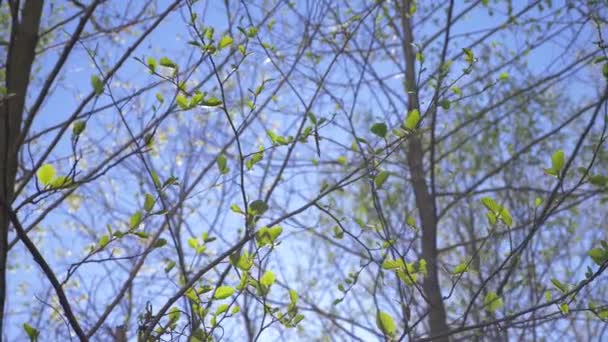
[1,0,43,336]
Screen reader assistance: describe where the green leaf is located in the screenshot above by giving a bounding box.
[551,278,567,293]
[603,63,608,79]
[129,211,143,229]
[146,57,157,73]
[188,237,198,249]
[230,251,253,271]
[160,57,177,69]
[99,235,110,248]
[293,314,305,324]
[484,291,504,312]
[23,323,39,342]
[588,248,608,265]
[230,204,244,215]
[176,94,189,110]
[144,194,155,212]
[452,263,468,274]
[405,109,420,130]
[559,303,569,315]
[440,99,451,110]
[168,307,181,324]
[201,96,222,107]
[256,226,283,246]
[535,197,543,207]
[217,154,229,175]
[376,311,396,336]
[91,75,104,95]
[289,289,298,304]
[72,121,86,136]
[547,149,565,177]
[249,200,268,216]
[219,35,234,49]
[499,207,513,227]
[37,164,56,186]
[374,171,390,188]
[481,197,500,213]
[214,286,235,300]
[154,238,168,248]
[50,176,72,189]
[499,72,509,81]
[370,123,388,138]
[260,271,276,287]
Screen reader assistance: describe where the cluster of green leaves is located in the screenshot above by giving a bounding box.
[480,197,513,227]
[484,291,504,312]
[382,257,427,286]
[188,232,217,255]
[36,164,73,189]
[544,149,565,178]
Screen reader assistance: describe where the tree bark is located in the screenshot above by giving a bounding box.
[1,0,43,336]
[399,1,450,340]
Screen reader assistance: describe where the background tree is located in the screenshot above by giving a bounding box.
[1,0,608,341]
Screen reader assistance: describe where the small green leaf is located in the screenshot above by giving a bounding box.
[23,323,39,342]
[217,154,229,175]
[440,99,451,110]
[188,237,198,249]
[499,72,509,81]
[214,286,235,300]
[129,211,143,229]
[545,291,552,302]
[164,260,175,273]
[374,171,390,188]
[160,57,177,69]
[289,289,298,304]
[176,94,189,110]
[144,194,155,212]
[376,311,396,336]
[260,270,276,288]
[551,278,567,293]
[481,197,500,213]
[548,149,565,177]
[201,96,222,107]
[405,109,420,130]
[50,176,72,189]
[72,121,86,136]
[249,200,268,216]
[230,204,244,214]
[452,263,468,274]
[559,303,569,315]
[603,63,608,79]
[484,291,504,312]
[370,122,388,138]
[219,35,234,49]
[37,164,56,186]
[99,235,110,248]
[91,75,104,95]
[499,207,513,227]
[146,57,157,73]
[589,247,608,265]
[256,226,283,246]
[535,197,543,207]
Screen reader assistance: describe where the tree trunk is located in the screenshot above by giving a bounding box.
[1,0,43,336]
[399,0,450,339]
